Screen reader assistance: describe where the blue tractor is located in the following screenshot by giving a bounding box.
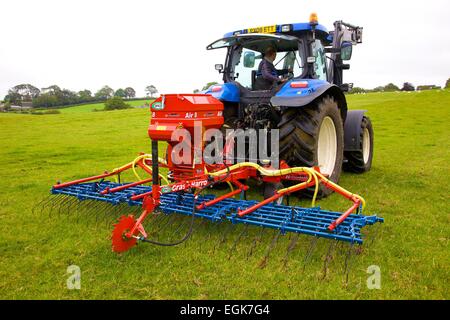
[204,14,373,197]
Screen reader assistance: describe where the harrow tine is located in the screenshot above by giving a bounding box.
[48,195,67,214]
[57,197,75,215]
[167,216,189,239]
[321,240,338,280]
[303,237,319,270]
[154,214,174,235]
[146,213,170,236]
[213,223,234,254]
[57,196,77,215]
[343,243,356,286]
[258,230,281,269]
[367,223,381,248]
[95,203,115,224]
[227,224,249,260]
[66,198,83,213]
[79,200,100,216]
[157,214,180,242]
[41,195,63,217]
[188,218,209,244]
[32,195,53,215]
[281,233,300,269]
[247,227,266,259]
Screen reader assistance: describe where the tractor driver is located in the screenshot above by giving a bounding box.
[254,46,290,90]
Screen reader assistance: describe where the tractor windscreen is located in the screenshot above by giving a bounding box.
[207,34,305,90]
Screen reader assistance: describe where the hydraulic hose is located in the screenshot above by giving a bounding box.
[208,162,365,209]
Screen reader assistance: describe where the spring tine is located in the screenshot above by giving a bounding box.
[78,201,104,223]
[343,243,355,286]
[97,202,113,220]
[158,215,180,241]
[156,213,175,235]
[66,198,82,213]
[80,200,100,216]
[57,197,76,215]
[282,233,300,269]
[303,237,319,270]
[213,223,234,253]
[149,213,171,237]
[247,227,266,259]
[204,222,221,251]
[368,224,380,248]
[48,195,66,214]
[227,224,249,259]
[40,195,59,217]
[321,240,338,280]
[32,195,52,215]
[258,230,281,268]
[168,217,189,239]
[95,203,113,224]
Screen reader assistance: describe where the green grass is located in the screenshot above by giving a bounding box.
[0,91,449,299]
[57,99,153,113]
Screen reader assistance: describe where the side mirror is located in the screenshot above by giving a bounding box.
[340,42,353,60]
[215,64,223,72]
[243,52,255,68]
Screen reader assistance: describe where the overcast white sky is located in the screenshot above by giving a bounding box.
[0,0,449,98]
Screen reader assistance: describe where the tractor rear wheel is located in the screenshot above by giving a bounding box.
[343,116,374,173]
[278,96,344,197]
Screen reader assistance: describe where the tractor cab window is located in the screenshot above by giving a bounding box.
[312,39,327,81]
[233,47,303,90]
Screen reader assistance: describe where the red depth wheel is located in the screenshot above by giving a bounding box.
[111,215,139,253]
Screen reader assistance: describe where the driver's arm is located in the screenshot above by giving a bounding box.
[276,68,289,76]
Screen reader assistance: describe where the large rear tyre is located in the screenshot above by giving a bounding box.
[278,97,344,197]
[343,116,374,173]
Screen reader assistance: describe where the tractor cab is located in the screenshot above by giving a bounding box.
[204,14,362,105]
[207,33,307,91]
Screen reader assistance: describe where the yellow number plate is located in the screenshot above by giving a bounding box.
[246,25,277,34]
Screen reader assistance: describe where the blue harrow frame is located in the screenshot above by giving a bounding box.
[52,181,383,244]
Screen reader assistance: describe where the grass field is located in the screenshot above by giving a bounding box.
[58,99,151,113]
[0,90,448,299]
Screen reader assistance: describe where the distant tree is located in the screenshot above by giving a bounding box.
[1,101,11,111]
[78,89,93,102]
[371,86,385,92]
[145,85,158,98]
[383,83,400,92]
[401,82,415,91]
[445,78,450,89]
[124,87,136,99]
[104,96,131,110]
[202,82,219,91]
[350,87,366,94]
[417,85,441,91]
[60,89,78,105]
[32,94,59,108]
[114,88,126,98]
[42,85,62,95]
[193,89,200,93]
[95,86,114,100]
[6,84,40,105]
[4,92,21,105]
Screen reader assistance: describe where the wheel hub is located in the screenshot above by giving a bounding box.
[317,116,337,176]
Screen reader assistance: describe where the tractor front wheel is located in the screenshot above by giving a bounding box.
[278,96,344,197]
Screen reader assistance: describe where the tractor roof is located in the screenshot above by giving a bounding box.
[223,22,329,39]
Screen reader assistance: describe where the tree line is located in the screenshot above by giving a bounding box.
[3,84,159,108]
[349,79,450,94]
